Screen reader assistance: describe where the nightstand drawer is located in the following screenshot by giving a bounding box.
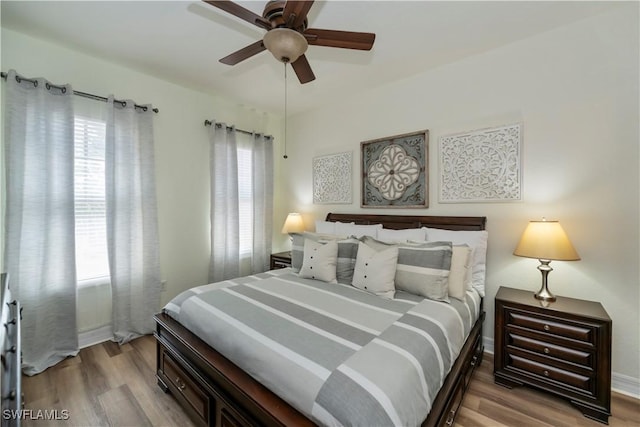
[270,252,292,270]
[271,259,291,269]
[509,353,592,392]
[508,310,594,344]
[507,332,593,367]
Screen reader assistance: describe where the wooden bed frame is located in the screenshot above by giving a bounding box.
[155,213,487,427]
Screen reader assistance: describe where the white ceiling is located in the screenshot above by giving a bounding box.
[1,1,621,115]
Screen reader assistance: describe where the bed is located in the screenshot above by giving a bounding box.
[155,213,487,427]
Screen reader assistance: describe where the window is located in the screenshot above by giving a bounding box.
[237,143,253,256]
[74,115,109,284]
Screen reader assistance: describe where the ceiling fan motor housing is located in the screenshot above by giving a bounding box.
[263,0,308,31]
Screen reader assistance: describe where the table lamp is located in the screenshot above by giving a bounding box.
[513,218,580,302]
[281,213,305,236]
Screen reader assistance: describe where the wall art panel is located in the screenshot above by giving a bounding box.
[439,123,522,203]
[313,151,352,204]
[361,130,428,208]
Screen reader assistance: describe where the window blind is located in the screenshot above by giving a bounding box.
[74,115,109,283]
[237,146,253,256]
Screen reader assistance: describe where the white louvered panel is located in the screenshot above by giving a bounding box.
[237,145,253,256]
[74,115,109,283]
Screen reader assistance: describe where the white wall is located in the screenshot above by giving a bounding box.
[282,5,639,391]
[0,28,285,333]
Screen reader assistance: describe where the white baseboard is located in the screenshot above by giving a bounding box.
[611,373,640,398]
[78,325,112,349]
[482,335,639,399]
[484,336,495,355]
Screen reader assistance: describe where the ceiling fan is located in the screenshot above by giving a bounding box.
[203,0,376,84]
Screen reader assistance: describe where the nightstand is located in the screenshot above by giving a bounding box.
[494,286,611,424]
[270,251,292,270]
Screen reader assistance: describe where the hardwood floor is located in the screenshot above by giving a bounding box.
[22,336,639,426]
[22,336,195,427]
[459,354,640,427]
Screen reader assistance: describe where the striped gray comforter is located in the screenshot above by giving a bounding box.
[164,268,481,427]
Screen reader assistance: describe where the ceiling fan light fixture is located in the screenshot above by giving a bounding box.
[263,28,308,63]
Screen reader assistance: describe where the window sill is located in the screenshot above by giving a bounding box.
[77,277,111,289]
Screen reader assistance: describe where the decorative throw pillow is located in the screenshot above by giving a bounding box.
[396,241,452,302]
[424,228,488,296]
[351,242,398,299]
[299,239,338,283]
[335,237,360,285]
[334,222,383,238]
[290,231,343,272]
[361,236,453,302]
[377,227,427,243]
[448,245,472,300]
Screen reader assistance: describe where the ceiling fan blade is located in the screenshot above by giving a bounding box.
[291,55,315,84]
[282,0,314,29]
[203,0,271,30]
[220,40,266,65]
[305,28,375,50]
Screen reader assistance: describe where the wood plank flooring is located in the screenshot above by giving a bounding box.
[22,335,640,426]
[22,336,195,427]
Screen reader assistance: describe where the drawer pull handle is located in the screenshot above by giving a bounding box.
[544,347,550,354]
[543,324,550,331]
[470,355,478,367]
[543,370,550,377]
[175,378,186,391]
[445,409,456,426]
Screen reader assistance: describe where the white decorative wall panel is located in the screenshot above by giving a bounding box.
[313,152,352,204]
[439,123,522,203]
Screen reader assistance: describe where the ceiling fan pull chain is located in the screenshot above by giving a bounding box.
[283,63,288,159]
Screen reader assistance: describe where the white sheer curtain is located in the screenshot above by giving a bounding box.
[105,96,161,344]
[251,133,274,273]
[208,121,274,281]
[3,70,79,375]
[209,122,240,282]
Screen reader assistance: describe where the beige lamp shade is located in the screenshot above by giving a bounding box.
[281,213,305,234]
[514,220,580,261]
[263,28,308,64]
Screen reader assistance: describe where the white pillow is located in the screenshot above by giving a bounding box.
[351,242,398,299]
[315,220,339,234]
[299,239,338,283]
[424,228,488,296]
[376,227,427,243]
[448,245,472,300]
[291,232,343,272]
[335,222,383,238]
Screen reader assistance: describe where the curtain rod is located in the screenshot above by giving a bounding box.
[1,71,159,113]
[204,120,272,139]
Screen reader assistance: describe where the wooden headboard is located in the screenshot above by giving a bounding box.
[325,212,486,231]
